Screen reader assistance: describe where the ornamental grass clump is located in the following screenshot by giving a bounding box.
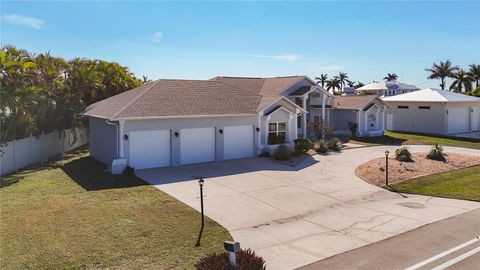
[395,147,413,162]
[426,144,446,162]
[195,249,266,270]
[315,139,329,153]
[273,144,290,160]
[328,137,342,152]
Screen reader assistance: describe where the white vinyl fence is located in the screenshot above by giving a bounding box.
[0,127,88,176]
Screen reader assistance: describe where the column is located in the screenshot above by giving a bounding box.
[118,120,125,158]
[302,97,307,138]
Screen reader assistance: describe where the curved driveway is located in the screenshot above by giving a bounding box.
[137,145,480,270]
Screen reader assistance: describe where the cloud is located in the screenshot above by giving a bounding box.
[2,14,44,29]
[252,54,300,62]
[152,32,163,43]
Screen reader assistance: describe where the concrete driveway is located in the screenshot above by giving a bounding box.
[136,145,480,270]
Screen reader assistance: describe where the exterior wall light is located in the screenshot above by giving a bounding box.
[219,129,223,134]
[174,131,179,137]
[123,134,129,140]
[256,127,260,132]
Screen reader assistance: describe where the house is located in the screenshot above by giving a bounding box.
[383,88,480,135]
[356,81,420,97]
[83,76,386,172]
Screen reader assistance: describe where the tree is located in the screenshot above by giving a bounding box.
[468,64,480,88]
[383,73,398,81]
[325,78,342,95]
[346,80,356,88]
[334,72,349,88]
[308,119,331,140]
[315,74,328,88]
[425,60,459,90]
[450,69,474,93]
[356,81,365,88]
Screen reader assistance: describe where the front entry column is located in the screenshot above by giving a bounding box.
[302,97,307,138]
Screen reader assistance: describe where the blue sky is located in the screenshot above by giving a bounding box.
[1,1,479,88]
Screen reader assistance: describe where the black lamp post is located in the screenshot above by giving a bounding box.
[385,150,390,186]
[195,178,205,247]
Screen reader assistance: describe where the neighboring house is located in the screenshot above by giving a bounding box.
[83,76,386,172]
[357,81,420,97]
[383,88,480,135]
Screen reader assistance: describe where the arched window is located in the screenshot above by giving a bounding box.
[368,114,376,121]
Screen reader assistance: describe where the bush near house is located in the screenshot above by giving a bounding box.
[395,147,413,162]
[293,138,313,153]
[315,139,329,154]
[195,249,266,270]
[426,144,446,162]
[273,144,290,160]
[328,137,342,151]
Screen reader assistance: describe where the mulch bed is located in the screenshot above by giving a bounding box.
[356,152,480,186]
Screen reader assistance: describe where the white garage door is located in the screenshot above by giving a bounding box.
[448,107,470,134]
[224,125,254,160]
[472,107,480,132]
[180,127,215,165]
[129,130,171,169]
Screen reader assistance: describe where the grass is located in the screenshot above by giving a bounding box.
[391,165,480,202]
[347,131,480,149]
[0,149,231,270]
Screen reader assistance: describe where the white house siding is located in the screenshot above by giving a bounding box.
[385,102,446,135]
[259,99,299,147]
[122,115,258,167]
[89,117,118,165]
[332,110,356,134]
[446,102,480,134]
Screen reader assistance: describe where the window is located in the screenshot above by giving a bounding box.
[295,97,302,107]
[313,116,320,122]
[418,106,430,110]
[268,122,286,145]
[297,114,302,128]
[398,106,409,109]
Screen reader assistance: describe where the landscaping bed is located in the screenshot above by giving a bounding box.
[356,152,480,186]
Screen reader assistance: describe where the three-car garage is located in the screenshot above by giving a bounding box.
[123,118,258,170]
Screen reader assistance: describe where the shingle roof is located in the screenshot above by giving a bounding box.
[211,76,306,97]
[332,95,380,110]
[383,88,480,102]
[289,86,312,96]
[83,79,261,119]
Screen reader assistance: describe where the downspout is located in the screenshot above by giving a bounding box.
[105,120,119,158]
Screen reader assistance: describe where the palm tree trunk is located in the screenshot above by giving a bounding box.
[441,77,445,90]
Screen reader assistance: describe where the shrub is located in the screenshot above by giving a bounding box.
[195,249,266,270]
[426,144,446,161]
[395,147,413,162]
[315,139,329,153]
[122,166,135,176]
[273,144,290,160]
[328,137,342,151]
[294,138,313,153]
[348,122,358,137]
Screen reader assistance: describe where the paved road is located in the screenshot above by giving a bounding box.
[136,145,480,270]
[299,208,480,270]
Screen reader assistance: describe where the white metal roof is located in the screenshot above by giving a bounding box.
[356,81,420,91]
[382,88,480,103]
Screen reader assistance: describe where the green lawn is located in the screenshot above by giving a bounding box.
[348,131,480,149]
[391,165,480,202]
[0,149,231,270]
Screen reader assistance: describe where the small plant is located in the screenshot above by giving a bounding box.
[426,144,446,161]
[273,144,290,160]
[328,137,342,151]
[315,139,329,153]
[348,122,358,137]
[395,147,413,162]
[294,138,313,154]
[122,165,135,176]
[258,149,270,157]
[195,249,266,270]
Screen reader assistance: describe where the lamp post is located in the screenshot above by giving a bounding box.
[195,178,205,247]
[385,150,390,186]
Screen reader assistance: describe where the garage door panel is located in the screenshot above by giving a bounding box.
[472,107,480,132]
[129,130,171,169]
[224,125,254,160]
[448,107,469,134]
[180,127,215,165]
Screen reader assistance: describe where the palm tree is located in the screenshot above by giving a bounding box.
[425,60,459,90]
[346,80,356,88]
[334,72,349,87]
[325,78,342,95]
[315,74,328,88]
[383,73,398,81]
[356,82,365,88]
[450,69,474,93]
[142,75,151,84]
[468,64,480,88]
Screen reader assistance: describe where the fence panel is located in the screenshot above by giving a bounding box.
[0,127,88,176]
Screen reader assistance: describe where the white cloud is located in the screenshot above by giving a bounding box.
[252,54,300,62]
[152,32,163,43]
[2,14,44,29]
